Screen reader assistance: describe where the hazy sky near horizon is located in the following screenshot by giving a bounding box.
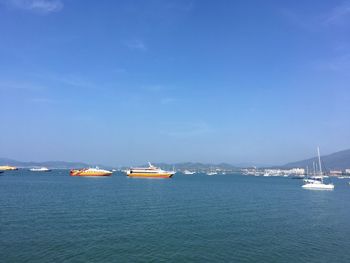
[1,0,350,166]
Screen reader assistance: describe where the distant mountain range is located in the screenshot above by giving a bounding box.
[2,148,349,170]
[283,149,350,170]
[0,158,239,171]
[0,158,93,169]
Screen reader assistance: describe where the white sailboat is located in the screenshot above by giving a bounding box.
[302,147,334,190]
[207,167,217,176]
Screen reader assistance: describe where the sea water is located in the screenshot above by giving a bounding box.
[1,170,350,262]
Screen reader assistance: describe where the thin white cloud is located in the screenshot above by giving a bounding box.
[161,121,212,137]
[164,0,194,13]
[314,53,350,72]
[325,1,350,25]
[113,68,127,74]
[278,8,317,31]
[160,97,176,105]
[55,74,95,89]
[280,2,350,30]
[142,84,164,92]
[0,80,46,91]
[29,97,56,104]
[7,0,63,14]
[124,39,147,51]
[30,72,98,89]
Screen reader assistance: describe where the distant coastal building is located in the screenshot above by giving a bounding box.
[330,170,342,176]
[242,168,305,177]
[288,168,305,175]
[345,169,350,174]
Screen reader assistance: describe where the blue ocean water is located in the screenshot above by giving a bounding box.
[1,170,350,262]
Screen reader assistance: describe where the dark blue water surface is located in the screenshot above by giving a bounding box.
[1,170,350,262]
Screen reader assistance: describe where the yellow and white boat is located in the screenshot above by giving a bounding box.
[126,163,175,178]
[0,165,18,171]
[70,167,112,176]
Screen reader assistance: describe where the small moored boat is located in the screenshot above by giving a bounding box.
[0,165,18,171]
[29,167,51,172]
[183,170,196,175]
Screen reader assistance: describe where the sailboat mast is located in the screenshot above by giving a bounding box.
[313,161,316,176]
[317,147,323,175]
[317,147,323,183]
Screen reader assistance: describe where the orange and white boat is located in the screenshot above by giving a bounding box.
[70,167,112,176]
[126,162,175,178]
[0,165,18,171]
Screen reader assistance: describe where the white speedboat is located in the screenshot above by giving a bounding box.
[302,147,334,190]
[29,167,51,172]
[183,170,196,175]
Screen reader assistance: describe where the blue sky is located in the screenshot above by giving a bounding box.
[0,0,349,166]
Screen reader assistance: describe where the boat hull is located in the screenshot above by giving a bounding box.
[127,173,173,178]
[70,170,112,176]
[0,166,18,171]
[302,183,334,190]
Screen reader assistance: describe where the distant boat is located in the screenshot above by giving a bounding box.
[0,165,18,171]
[183,170,196,175]
[207,169,217,176]
[302,147,334,190]
[206,166,218,176]
[291,174,305,179]
[126,162,174,178]
[70,167,112,177]
[29,167,51,172]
